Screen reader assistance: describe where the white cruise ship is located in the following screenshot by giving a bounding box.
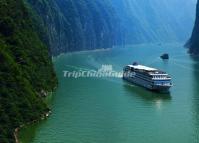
[123,63,172,92]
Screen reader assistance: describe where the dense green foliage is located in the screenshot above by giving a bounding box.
[0,0,197,142]
[189,0,199,54]
[0,0,57,142]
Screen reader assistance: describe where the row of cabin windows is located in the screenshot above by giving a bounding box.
[153,75,167,79]
[124,67,168,79]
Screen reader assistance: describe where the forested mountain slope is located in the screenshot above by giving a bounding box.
[28,0,196,56]
[27,0,121,56]
[0,0,197,142]
[0,0,57,142]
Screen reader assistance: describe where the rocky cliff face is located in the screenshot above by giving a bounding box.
[109,0,196,44]
[189,0,199,54]
[27,0,196,56]
[27,0,122,56]
[0,0,197,142]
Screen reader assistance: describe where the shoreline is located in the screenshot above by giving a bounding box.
[52,42,184,61]
[52,48,112,62]
[15,42,186,143]
[14,111,52,143]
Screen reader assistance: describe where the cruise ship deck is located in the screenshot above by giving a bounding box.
[123,63,172,92]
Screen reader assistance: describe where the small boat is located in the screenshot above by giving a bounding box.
[160,53,169,60]
[123,63,172,92]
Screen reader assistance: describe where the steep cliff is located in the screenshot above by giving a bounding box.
[27,0,196,56]
[189,0,199,54]
[109,0,196,44]
[0,0,57,142]
[0,0,197,142]
[27,0,121,56]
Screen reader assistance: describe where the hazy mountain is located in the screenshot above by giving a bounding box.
[27,0,122,56]
[28,0,196,55]
[188,0,199,54]
[109,0,197,44]
[0,0,197,142]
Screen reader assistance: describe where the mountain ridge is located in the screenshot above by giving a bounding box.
[27,0,196,56]
[188,0,199,54]
[0,0,197,142]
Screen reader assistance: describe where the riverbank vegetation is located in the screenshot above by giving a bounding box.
[0,0,57,142]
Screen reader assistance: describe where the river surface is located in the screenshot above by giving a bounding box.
[20,43,199,143]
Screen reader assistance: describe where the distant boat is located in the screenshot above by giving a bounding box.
[123,63,172,92]
[160,53,169,60]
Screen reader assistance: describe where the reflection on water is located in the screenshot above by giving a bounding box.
[162,59,169,64]
[123,83,172,100]
[123,83,171,110]
[20,43,199,143]
[19,121,42,143]
[191,56,199,141]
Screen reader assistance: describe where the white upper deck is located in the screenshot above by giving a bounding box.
[127,64,169,76]
[128,64,157,71]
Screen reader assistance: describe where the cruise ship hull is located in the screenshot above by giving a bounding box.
[123,76,171,92]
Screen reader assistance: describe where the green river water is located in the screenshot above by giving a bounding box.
[20,43,199,143]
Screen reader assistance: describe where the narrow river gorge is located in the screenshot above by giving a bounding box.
[20,43,199,143]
